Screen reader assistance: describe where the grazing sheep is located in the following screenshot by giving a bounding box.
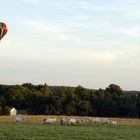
[99,118,110,125]
[43,118,57,125]
[111,121,117,126]
[15,116,23,122]
[67,118,77,125]
[76,118,82,125]
[78,118,89,125]
[93,118,100,124]
[60,118,66,125]
[89,118,100,125]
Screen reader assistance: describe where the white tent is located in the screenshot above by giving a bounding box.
[10,108,17,116]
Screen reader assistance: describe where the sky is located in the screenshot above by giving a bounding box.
[0,0,140,90]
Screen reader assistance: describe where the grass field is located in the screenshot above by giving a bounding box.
[0,116,140,140]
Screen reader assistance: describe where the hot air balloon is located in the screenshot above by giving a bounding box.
[0,22,8,41]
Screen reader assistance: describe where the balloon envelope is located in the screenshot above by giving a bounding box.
[0,22,8,40]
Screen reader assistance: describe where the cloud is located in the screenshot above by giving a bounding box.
[20,20,62,33]
[18,19,70,41]
[62,50,118,63]
[19,0,46,5]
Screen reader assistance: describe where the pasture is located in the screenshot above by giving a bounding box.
[0,116,140,140]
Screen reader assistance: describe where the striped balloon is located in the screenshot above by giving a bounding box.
[0,22,8,40]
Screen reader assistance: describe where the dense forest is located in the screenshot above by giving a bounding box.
[0,83,139,118]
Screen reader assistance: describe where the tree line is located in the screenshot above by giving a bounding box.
[0,83,139,117]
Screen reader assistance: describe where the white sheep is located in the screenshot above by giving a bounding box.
[99,118,110,125]
[111,120,117,126]
[67,118,77,125]
[43,118,57,124]
[15,116,23,122]
[60,118,66,125]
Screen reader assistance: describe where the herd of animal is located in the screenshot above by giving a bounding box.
[43,117,117,126]
[15,115,117,126]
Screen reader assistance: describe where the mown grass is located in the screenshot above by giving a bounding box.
[0,122,140,140]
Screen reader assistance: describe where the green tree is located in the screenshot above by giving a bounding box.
[76,100,92,116]
[106,84,123,96]
[42,83,52,96]
[136,93,140,117]
[0,106,3,115]
[3,106,10,115]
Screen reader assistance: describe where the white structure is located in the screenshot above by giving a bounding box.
[10,108,17,116]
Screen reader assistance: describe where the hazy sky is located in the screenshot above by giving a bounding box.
[0,0,140,90]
